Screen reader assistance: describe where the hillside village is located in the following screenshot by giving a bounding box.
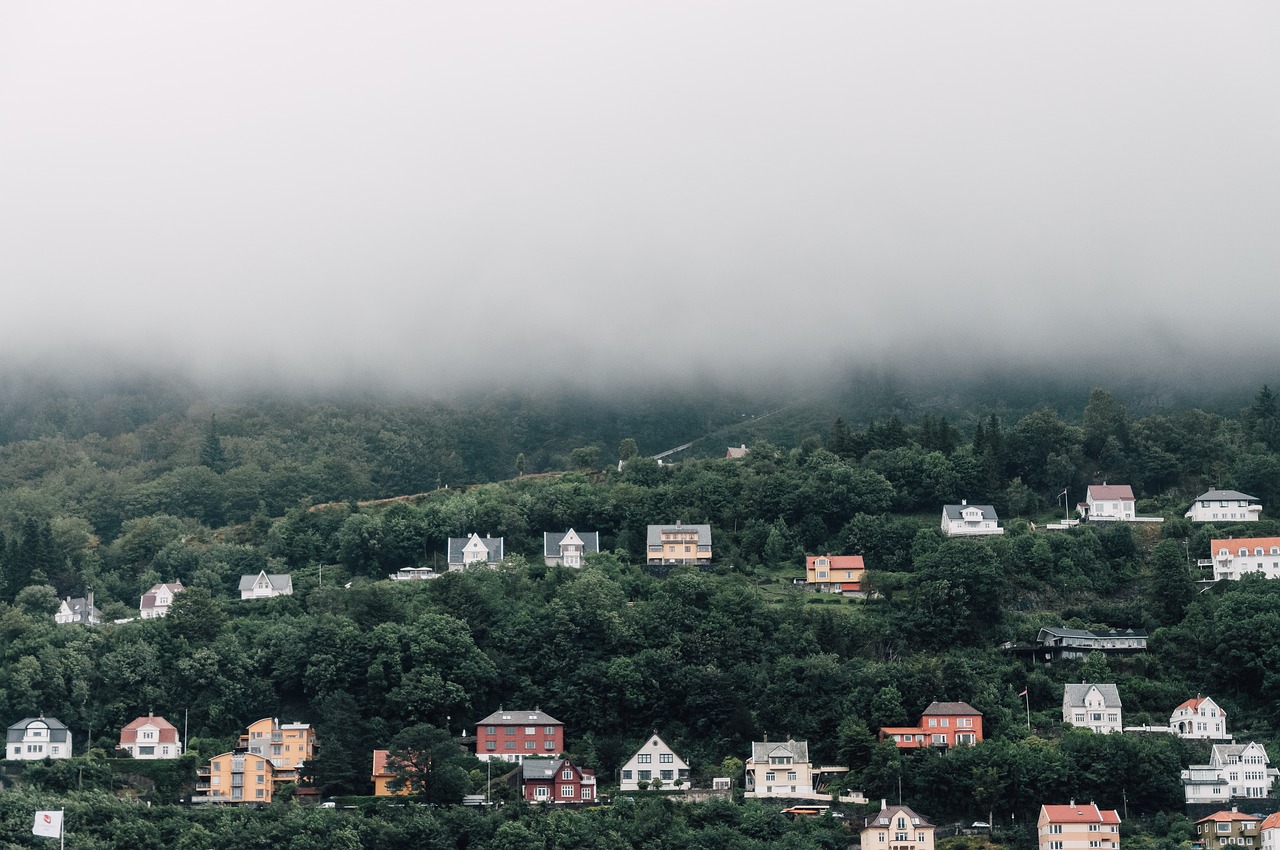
[1,385,1280,846]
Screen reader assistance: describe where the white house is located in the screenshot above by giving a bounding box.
[447,534,504,570]
[140,581,184,619]
[118,713,182,759]
[1260,812,1280,850]
[619,732,691,791]
[1205,537,1280,581]
[239,571,293,600]
[1080,484,1136,521]
[1171,696,1229,740]
[744,738,815,798]
[7,715,72,760]
[1186,490,1262,522]
[1063,683,1123,734]
[55,592,101,626]
[544,529,599,568]
[940,501,1004,537]
[1182,742,1278,803]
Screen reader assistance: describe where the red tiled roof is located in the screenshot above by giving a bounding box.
[1088,485,1134,501]
[119,714,180,744]
[372,749,395,777]
[1197,811,1260,824]
[1042,803,1120,824]
[1211,537,1280,555]
[1259,813,1280,831]
[807,555,866,570]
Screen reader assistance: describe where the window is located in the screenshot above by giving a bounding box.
[1075,714,1085,722]
[1050,843,1063,850]
[582,787,592,799]
[211,776,221,786]
[535,787,549,799]
[638,770,651,780]
[525,741,535,749]
[545,740,556,750]
[505,726,516,734]
[486,741,496,751]
[661,770,673,780]
[660,753,673,764]
[1089,824,1100,832]
[256,774,264,784]
[622,770,632,780]
[525,727,536,735]
[765,772,776,781]
[256,788,265,799]
[486,726,495,734]
[787,771,797,781]
[505,741,515,749]
[928,718,938,728]
[1050,825,1063,834]
[638,754,652,763]
[546,726,555,734]
[562,769,574,780]
[561,785,573,797]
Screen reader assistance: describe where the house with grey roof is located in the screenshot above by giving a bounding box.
[544,529,599,568]
[7,715,72,760]
[1063,683,1123,734]
[55,591,101,626]
[940,501,1003,537]
[1036,627,1148,660]
[1186,490,1263,522]
[447,534,504,570]
[646,523,712,565]
[239,571,293,600]
[1182,741,1278,803]
[745,738,815,798]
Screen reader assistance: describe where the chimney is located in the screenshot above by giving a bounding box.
[1070,799,1075,808]
[962,499,967,505]
[881,799,888,811]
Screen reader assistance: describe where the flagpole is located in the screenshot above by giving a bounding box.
[1024,691,1031,731]
[60,808,64,850]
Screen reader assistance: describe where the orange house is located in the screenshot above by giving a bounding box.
[195,749,275,803]
[880,701,984,749]
[805,554,866,594]
[372,749,411,796]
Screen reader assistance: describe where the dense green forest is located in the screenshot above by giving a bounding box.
[1,376,1279,848]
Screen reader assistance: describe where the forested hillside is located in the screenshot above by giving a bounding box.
[1,380,1279,848]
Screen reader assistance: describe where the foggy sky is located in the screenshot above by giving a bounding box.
[2,2,1278,393]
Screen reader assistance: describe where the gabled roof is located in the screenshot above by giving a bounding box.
[941,504,999,520]
[1259,813,1280,831]
[624,732,689,768]
[807,555,865,570]
[238,572,292,592]
[1063,683,1122,708]
[521,757,593,782]
[544,530,600,558]
[646,524,712,545]
[1039,627,1148,641]
[749,739,809,763]
[120,714,180,744]
[1088,484,1135,501]
[371,749,397,777]
[1173,696,1222,714]
[1212,742,1269,764]
[864,804,935,829]
[1041,803,1121,824]
[59,596,101,623]
[140,581,184,609]
[7,716,71,743]
[1194,490,1260,502]
[476,708,562,727]
[447,535,504,564]
[726,445,749,459]
[921,701,981,717]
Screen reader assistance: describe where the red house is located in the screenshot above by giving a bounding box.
[475,708,564,763]
[520,757,596,803]
[880,701,984,749]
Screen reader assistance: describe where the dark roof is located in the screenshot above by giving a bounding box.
[864,804,935,830]
[921,701,981,717]
[942,504,999,521]
[7,716,71,743]
[447,535,504,565]
[1063,683,1122,708]
[521,758,563,780]
[238,572,292,592]
[1194,490,1259,502]
[476,709,562,727]
[749,739,808,764]
[646,524,712,546]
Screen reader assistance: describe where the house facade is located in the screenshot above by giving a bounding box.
[1080,484,1136,521]
[195,749,275,803]
[619,732,691,791]
[475,708,564,763]
[1196,810,1261,850]
[1206,537,1280,581]
[1171,696,1229,740]
[1037,802,1120,850]
[880,701,983,749]
[744,738,815,798]
[861,802,936,850]
[371,749,410,796]
[544,529,599,567]
[806,554,866,594]
[520,757,596,803]
[1259,812,1280,850]
[239,717,315,785]
[239,571,293,600]
[55,592,101,625]
[1036,628,1148,660]
[1063,684,1123,733]
[646,523,713,565]
[447,534,504,570]
[1187,491,1262,523]
[6,715,72,760]
[140,581,184,618]
[940,502,1004,537]
[118,713,182,759]
[1182,742,1278,804]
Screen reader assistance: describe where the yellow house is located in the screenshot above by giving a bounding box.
[861,802,936,850]
[372,749,411,796]
[646,523,713,565]
[195,749,275,803]
[238,718,316,786]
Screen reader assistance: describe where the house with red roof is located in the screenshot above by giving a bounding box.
[118,713,182,759]
[1205,537,1280,581]
[371,749,410,796]
[1078,484,1135,522]
[880,702,983,749]
[806,555,866,595]
[1258,812,1280,850]
[140,581,184,619]
[1171,696,1229,740]
[1196,809,1261,850]
[1037,801,1120,850]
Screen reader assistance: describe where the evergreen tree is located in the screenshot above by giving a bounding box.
[199,415,227,472]
[1250,384,1280,451]
[829,417,856,459]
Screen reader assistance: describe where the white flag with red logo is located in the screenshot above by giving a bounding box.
[33,810,62,838]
